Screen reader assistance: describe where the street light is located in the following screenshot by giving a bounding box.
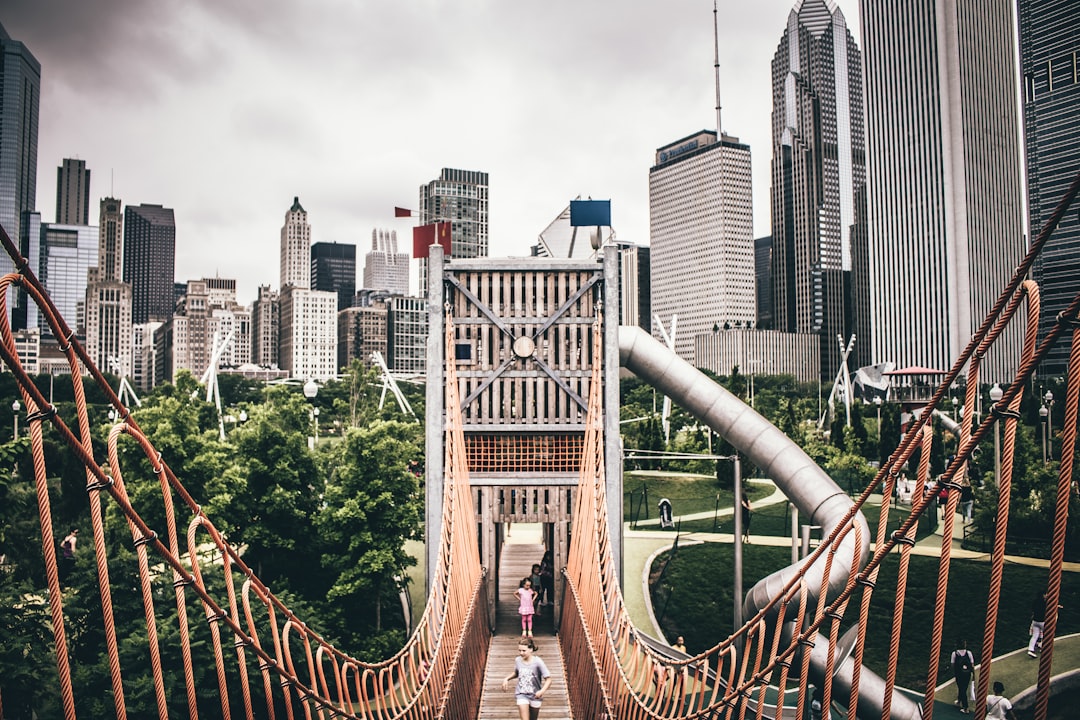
[303,379,319,449]
[1044,390,1054,461]
[310,407,320,446]
[12,399,20,440]
[989,383,1004,485]
[1039,404,1049,464]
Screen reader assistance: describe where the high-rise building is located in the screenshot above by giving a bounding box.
[279,285,338,380]
[311,241,356,310]
[387,296,428,376]
[0,23,41,329]
[132,321,162,391]
[615,241,651,333]
[156,278,250,385]
[1019,0,1080,377]
[39,221,98,338]
[649,130,755,360]
[123,203,176,324]
[419,168,488,288]
[754,236,773,330]
[280,196,311,290]
[338,302,388,369]
[251,285,279,367]
[861,0,1025,380]
[56,158,90,225]
[770,0,868,380]
[84,197,132,376]
[363,229,410,296]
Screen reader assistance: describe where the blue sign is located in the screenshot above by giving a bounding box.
[570,199,611,227]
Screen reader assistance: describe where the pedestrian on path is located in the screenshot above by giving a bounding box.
[502,638,552,720]
[740,496,752,542]
[949,639,975,713]
[516,577,538,637]
[1028,590,1047,657]
[986,681,1017,720]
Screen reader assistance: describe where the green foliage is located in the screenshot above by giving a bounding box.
[316,420,423,656]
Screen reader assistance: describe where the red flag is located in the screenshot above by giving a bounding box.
[395,207,414,217]
[412,221,452,258]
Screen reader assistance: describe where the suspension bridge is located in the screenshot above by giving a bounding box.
[0,173,1078,719]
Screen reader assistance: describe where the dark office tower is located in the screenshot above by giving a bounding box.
[770,0,868,380]
[418,168,489,289]
[0,23,41,329]
[1019,0,1079,377]
[56,158,90,225]
[754,236,773,330]
[311,241,356,310]
[123,204,176,323]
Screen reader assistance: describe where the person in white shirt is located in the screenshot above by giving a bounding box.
[986,681,1017,720]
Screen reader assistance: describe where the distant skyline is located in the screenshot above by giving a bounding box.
[3,0,860,303]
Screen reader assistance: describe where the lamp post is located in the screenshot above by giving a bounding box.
[1039,404,1048,464]
[311,407,320,446]
[12,399,20,440]
[951,396,958,421]
[989,383,1004,485]
[1044,390,1054,461]
[303,379,319,450]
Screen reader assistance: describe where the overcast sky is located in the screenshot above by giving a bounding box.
[5,0,860,303]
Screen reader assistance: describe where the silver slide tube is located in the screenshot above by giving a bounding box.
[619,326,921,719]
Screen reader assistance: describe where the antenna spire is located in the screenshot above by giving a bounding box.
[713,0,722,136]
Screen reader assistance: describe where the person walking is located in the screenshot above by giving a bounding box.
[950,639,975,713]
[1028,591,1047,657]
[740,496,752,542]
[515,577,538,637]
[502,638,552,720]
[986,681,1017,720]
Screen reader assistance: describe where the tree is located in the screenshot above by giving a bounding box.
[316,420,423,657]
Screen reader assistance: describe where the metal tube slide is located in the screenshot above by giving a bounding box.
[619,326,921,720]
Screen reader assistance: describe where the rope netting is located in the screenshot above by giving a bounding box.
[0,223,488,718]
[559,174,1080,720]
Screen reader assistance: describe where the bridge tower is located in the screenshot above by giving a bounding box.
[424,245,622,628]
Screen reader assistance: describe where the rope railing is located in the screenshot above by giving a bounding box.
[0,225,489,719]
[559,174,1080,720]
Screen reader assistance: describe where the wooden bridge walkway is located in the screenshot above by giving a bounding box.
[478,528,572,719]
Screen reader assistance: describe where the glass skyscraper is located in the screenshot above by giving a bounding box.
[1019,0,1080,377]
[418,168,489,290]
[0,22,41,329]
[770,0,869,380]
[311,241,356,311]
[123,203,176,324]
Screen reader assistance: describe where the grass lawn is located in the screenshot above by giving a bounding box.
[650,543,1080,691]
[678,497,937,543]
[623,471,775,524]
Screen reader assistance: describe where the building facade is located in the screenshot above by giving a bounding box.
[157,278,251,384]
[1019,0,1080,377]
[861,0,1025,380]
[0,22,40,328]
[616,241,651,333]
[770,0,869,380]
[278,285,338,381]
[387,295,428,376]
[250,285,279,367]
[419,168,489,288]
[123,203,176,324]
[363,229,410,295]
[754,235,773,330]
[337,302,388,370]
[84,197,132,376]
[39,221,98,339]
[694,329,821,384]
[649,130,755,360]
[280,196,311,290]
[311,241,356,310]
[56,158,90,225]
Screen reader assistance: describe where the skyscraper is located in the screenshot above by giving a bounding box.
[280,196,311,289]
[84,197,132,376]
[0,22,41,329]
[123,203,176,324]
[311,241,356,310]
[56,158,90,225]
[39,221,99,338]
[251,285,279,367]
[649,130,755,360]
[861,0,1025,380]
[363,229,409,296]
[1018,0,1080,377]
[770,0,868,380]
[418,168,488,288]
